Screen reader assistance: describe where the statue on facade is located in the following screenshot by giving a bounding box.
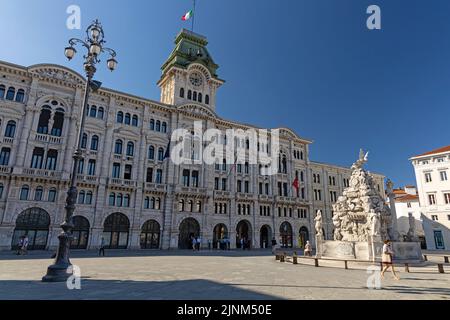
[314,210,323,236]
[406,213,416,242]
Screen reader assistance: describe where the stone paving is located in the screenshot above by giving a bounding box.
[0,250,449,300]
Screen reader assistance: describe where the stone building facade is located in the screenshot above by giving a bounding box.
[0,29,385,251]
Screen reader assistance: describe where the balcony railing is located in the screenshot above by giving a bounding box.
[145,183,167,192]
[0,166,11,173]
[76,175,99,183]
[34,133,63,144]
[214,190,231,197]
[109,178,137,188]
[178,186,207,194]
[21,168,63,179]
[3,137,14,144]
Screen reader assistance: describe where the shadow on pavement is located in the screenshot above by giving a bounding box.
[0,278,282,300]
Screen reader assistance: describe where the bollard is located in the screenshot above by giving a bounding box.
[404,263,410,273]
[423,255,428,262]
[293,252,298,265]
[314,258,319,267]
[275,254,280,261]
[444,256,449,264]
[438,264,445,274]
[280,253,285,263]
[344,260,348,270]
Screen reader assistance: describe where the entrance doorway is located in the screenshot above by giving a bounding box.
[213,224,228,249]
[178,218,200,249]
[260,225,272,248]
[280,222,293,248]
[236,220,252,249]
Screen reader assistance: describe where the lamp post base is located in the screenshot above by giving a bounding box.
[42,231,73,282]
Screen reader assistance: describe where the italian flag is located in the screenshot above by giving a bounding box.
[182,10,193,21]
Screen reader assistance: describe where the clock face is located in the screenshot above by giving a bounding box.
[189,72,203,87]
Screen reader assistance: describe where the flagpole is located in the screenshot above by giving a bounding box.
[192,0,196,32]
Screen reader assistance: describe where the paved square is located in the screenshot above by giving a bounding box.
[0,250,449,300]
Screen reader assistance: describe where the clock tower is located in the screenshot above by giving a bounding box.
[158,29,224,113]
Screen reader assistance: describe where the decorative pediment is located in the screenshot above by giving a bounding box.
[28,64,85,87]
[178,103,216,118]
[278,127,299,140]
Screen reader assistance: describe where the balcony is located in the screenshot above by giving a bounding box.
[236,193,255,200]
[0,166,11,174]
[214,190,231,198]
[20,168,63,179]
[145,183,167,192]
[3,137,14,144]
[258,194,274,201]
[34,133,63,145]
[108,178,137,188]
[76,174,99,184]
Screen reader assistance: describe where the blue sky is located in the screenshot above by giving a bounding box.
[1,0,449,187]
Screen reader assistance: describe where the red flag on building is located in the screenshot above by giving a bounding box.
[292,177,299,192]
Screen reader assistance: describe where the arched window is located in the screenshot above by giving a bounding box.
[0,183,4,199]
[196,201,202,213]
[182,169,190,187]
[116,193,123,207]
[5,87,15,100]
[20,185,29,200]
[158,148,164,161]
[15,89,25,103]
[124,113,131,125]
[37,106,51,134]
[109,193,116,206]
[144,197,150,209]
[188,200,194,212]
[156,169,163,184]
[193,91,197,101]
[180,88,185,98]
[117,111,124,123]
[123,194,130,207]
[146,167,153,183]
[102,213,130,249]
[78,191,85,204]
[97,107,104,119]
[156,198,161,210]
[85,191,93,205]
[81,133,88,149]
[205,95,210,105]
[0,85,5,99]
[115,139,123,154]
[161,122,167,133]
[151,197,156,209]
[198,93,202,103]
[148,146,155,160]
[71,216,90,250]
[34,187,44,201]
[126,142,134,156]
[48,188,57,202]
[140,220,161,249]
[12,208,50,250]
[5,120,16,138]
[187,90,192,100]
[51,108,64,137]
[89,105,97,118]
[90,135,99,151]
[155,120,161,132]
[150,119,155,130]
[132,115,138,127]
[179,199,185,212]
[0,147,11,166]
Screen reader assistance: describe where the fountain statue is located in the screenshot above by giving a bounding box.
[315,149,423,262]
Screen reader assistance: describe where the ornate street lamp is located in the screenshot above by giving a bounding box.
[42,20,117,282]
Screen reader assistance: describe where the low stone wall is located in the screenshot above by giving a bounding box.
[318,240,422,262]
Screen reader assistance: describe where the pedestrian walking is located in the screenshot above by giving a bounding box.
[16,236,24,255]
[21,235,29,255]
[381,240,400,280]
[240,238,245,250]
[304,241,312,257]
[99,237,106,257]
[196,237,201,251]
[192,236,197,251]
